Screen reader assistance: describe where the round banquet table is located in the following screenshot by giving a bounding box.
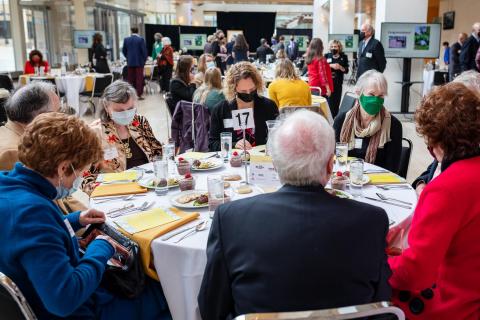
[90,157,417,320]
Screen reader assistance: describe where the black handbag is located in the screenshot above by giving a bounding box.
[79,223,145,299]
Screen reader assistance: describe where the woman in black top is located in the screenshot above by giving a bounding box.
[169,55,197,114]
[325,39,349,118]
[209,61,279,151]
[232,34,249,64]
[91,33,110,74]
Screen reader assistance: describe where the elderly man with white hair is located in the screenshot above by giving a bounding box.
[334,70,402,172]
[459,22,480,72]
[198,110,391,320]
[357,22,387,79]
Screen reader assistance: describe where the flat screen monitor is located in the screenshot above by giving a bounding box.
[282,35,309,51]
[73,30,106,49]
[179,34,207,51]
[380,22,441,58]
[328,34,359,53]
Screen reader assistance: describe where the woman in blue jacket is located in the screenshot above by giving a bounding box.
[0,112,171,320]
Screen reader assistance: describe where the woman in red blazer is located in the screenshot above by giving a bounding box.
[306,38,333,98]
[24,50,49,75]
[388,82,480,319]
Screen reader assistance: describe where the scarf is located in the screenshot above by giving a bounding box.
[339,101,391,163]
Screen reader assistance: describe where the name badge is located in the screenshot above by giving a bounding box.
[104,147,119,161]
[64,219,75,238]
[327,58,332,63]
[223,118,233,128]
[354,138,363,149]
[366,52,373,58]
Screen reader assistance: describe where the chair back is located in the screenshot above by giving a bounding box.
[397,138,413,179]
[0,96,9,125]
[171,100,210,153]
[338,92,357,117]
[233,302,405,320]
[309,86,322,96]
[0,272,37,320]
[93,74,113,95]
[0,74,14,92]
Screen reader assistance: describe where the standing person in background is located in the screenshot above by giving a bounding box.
[151,33,163,60]
[256,38,274,64]
[232,34,249,64]
[325,40,349,117]
[460,22,480,72]
[204,35,214,54]
[226,35,236,68]
[306,38,333,98]
[212,30,227,74]
[24,50,49,75]
[274,36,286,56]
[157,37,174,93]
[286,36,299,61]
[122,26,148,99]
[449,33,468,81]
[357,23,386,79]
[91,33,110,74]
[442,41,450,66]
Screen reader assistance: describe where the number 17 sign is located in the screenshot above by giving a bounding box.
[231,108,255,131]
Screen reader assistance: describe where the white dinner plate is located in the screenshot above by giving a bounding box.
[137,176,181,189]
[191,158,224,171]
[170,190,209,209]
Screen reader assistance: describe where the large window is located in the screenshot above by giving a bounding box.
[0,0,14,72]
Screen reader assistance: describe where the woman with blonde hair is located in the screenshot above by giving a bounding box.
[209,61,279,151]
[276,48,287,60]
[268,58,311,108]
[194,53,215,85]
[325,39,349,117]
[193,67,225,112]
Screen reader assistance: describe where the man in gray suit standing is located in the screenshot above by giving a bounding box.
[357,23,387,80]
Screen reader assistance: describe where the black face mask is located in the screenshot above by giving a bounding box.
[359,32,366,41]
[331,49,339,55]
[236,91,257,103]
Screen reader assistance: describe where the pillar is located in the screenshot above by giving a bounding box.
[176,2,192,25]
[329,0,355,34]
[73,0,88,64]
[312,0,329,43]
[9,0,26,71]
[192,6,204,26]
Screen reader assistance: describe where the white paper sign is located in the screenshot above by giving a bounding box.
[249,155,280,186]
[231,108,255,130]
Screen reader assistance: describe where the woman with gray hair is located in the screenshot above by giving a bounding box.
[83,80,163,194]
[157,37,174,92]
[333,70,402,172]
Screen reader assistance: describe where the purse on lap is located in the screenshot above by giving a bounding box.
[79,223,146,299]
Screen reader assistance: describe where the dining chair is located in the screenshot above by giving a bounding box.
[310,86,322,96]
[397,138,413,179]
[0,272,37,320]
[80,73,113,116]
[337,92,357,118]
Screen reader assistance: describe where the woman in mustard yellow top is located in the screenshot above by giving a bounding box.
[268,59,312,108]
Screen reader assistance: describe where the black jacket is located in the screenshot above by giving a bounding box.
[412,160,438,189]
[356,38,387,79]
[92,43,110,74]
[449,42,463,79]
[169,78,196,111]
[324,52,349,85]
[208,96,279,151]
[333,110,403,173]
[198,184,391,320]
[256,45,274,64]
[460,34,480,72]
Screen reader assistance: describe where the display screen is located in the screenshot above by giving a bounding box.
[179,34,207,51]
[73,30,106,49]
[328,34,359,53]
[380,23,441,58]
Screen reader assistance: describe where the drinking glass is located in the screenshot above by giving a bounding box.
[39,66,45,76]
[349,159,364,197]
[163,141,176,175]
[335,142,348,172]
[207,175,225,218]
[265,120,280,156]
[220,132,232,162]
[153,156,169,196]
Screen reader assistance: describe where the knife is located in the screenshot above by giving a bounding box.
[161,221,203,241]
[364,197,412,210]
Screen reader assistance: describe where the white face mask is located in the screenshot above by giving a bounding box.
[206,61,216,69]
[111,108,136,126]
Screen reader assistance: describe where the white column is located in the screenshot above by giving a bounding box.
[192,6,204,26]
[9,0,26,71]
[313,0,329,43]
[329,0,355,34]
[375,0,428,112]
[73,0,88,64]
[176,2,192,26]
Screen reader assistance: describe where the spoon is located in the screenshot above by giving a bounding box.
[174,221,209,243]
[376,192,413,205]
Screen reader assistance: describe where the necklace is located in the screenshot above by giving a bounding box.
[112,125,132,159]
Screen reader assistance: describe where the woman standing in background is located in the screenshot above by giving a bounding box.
[306,38,333,99]
[325,39,349,117]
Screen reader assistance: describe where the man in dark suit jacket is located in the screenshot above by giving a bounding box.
[286,37,299,61]
[356,23,387,79]
[198,110,391,320]
[449,33,468,81]
[122,26,148,98]
[256,38,274,64]
[459,23,480,72]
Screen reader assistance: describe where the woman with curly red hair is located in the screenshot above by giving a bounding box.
[388,82,480,319]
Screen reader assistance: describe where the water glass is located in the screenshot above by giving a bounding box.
[220,132,232,162]
[153,156,169,196]
[207,175,225,218]
[349,159,364,197]
[265,120,280,156]
[335,142,348,172]
[39,66,45,76]
[163,141,176,175]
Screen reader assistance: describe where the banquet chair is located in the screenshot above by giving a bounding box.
[0,73,14,92]
[396,138,413,179]
[233,302,405,320]
[144,65,160,95]
[310,86,322,96]
[0,95,9,126]
[80,74,113,116]
[0,272,37,320]
[337,92,357,118]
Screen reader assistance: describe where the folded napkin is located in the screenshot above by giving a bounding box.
[100,171,138,183]
[117,208,200,280]
[90,183,147,198]
[367,173,405,185]
[115,208,181,234]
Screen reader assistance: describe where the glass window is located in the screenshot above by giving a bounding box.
[117,11,131,59]
[0,0,14,72]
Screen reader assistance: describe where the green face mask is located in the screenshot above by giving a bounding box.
[359,94,384,115]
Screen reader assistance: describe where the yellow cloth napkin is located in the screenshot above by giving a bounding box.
[367,173,405,185]
[90,183,147,198]
[84,75,95,92]
[115,208,181,234]
[101,171,138,183]
[117,208,200,280]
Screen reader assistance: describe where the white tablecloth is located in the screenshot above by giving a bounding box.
[90,160,416,320]
[55,75,86,113]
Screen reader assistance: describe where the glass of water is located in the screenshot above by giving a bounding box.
[163,141,176,175]
[335,142,349,172]
[207,175,225,218]
[265,120,279,156]
[349,159,364,197]
[220,132,232,162]
[153,156,169,196]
